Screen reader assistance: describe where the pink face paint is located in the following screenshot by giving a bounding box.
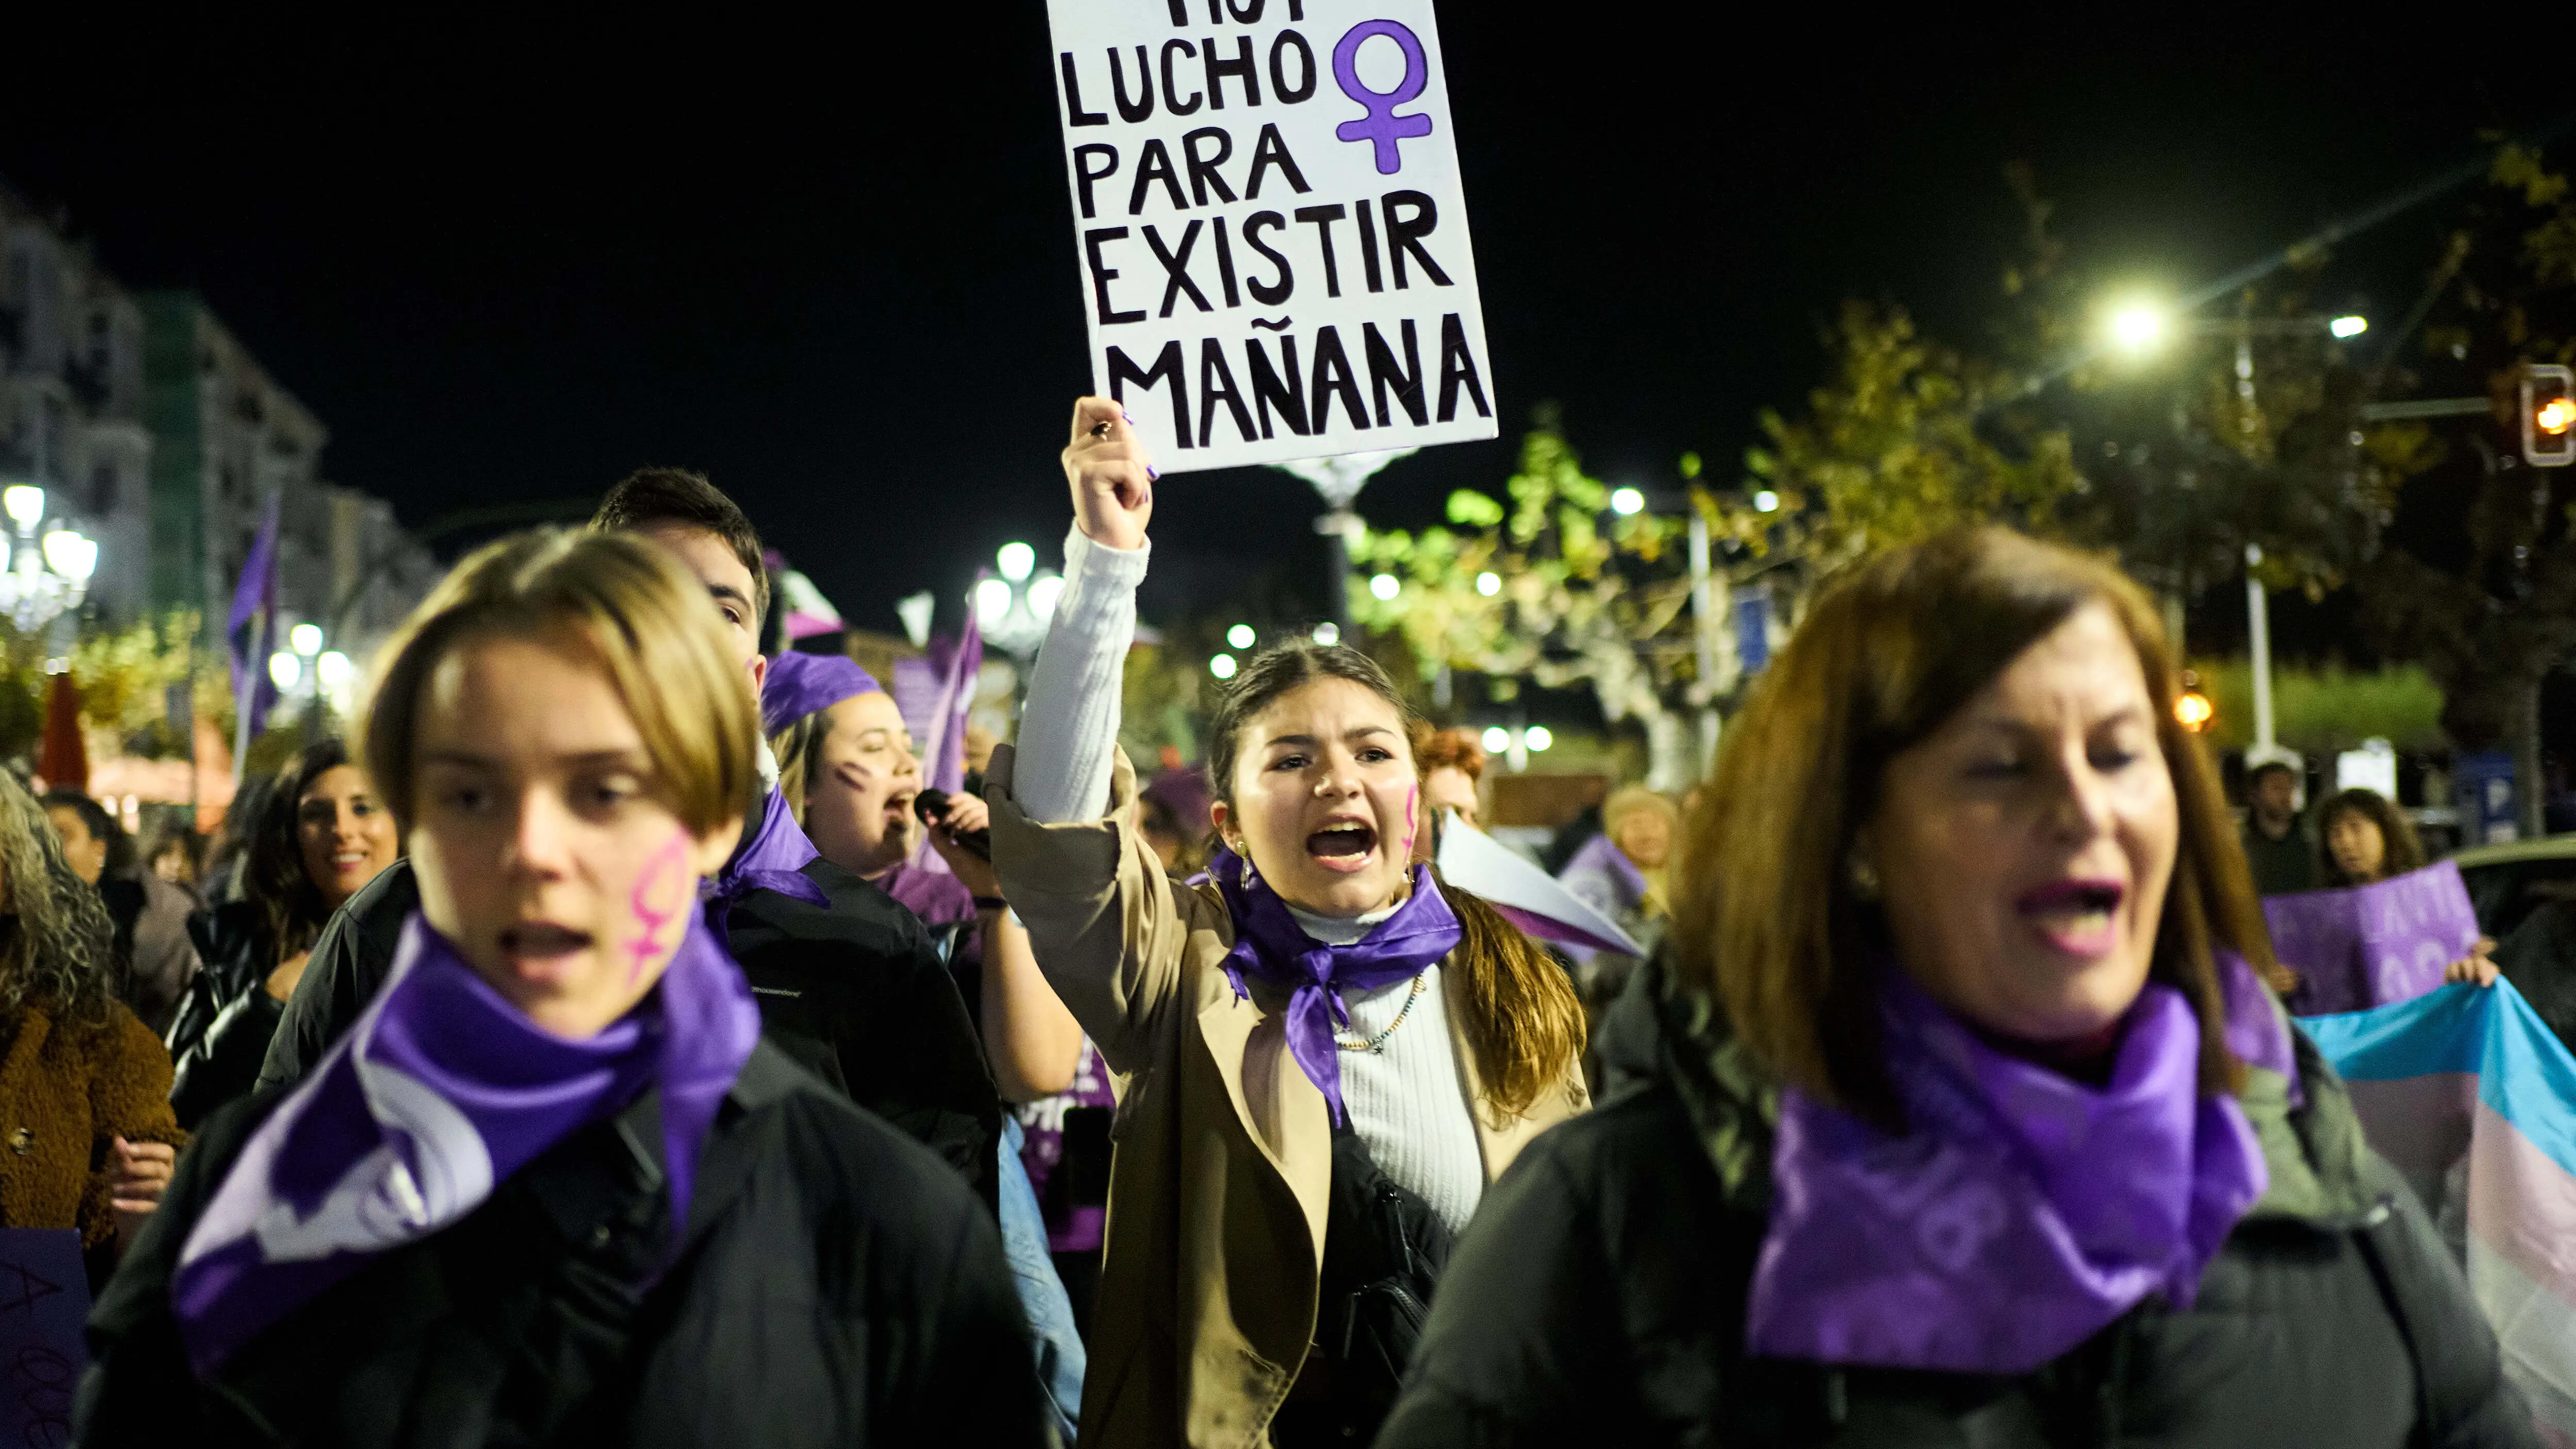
[624,831,692,985]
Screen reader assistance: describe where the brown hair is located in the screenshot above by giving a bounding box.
[243,738,362,970]
[1207,643,1584,1115]
[1413,725,1488,783]
[362,529,759,841]
[2317,788,2424,886]
[1674,527,2282,1126]
[592,467,771,620]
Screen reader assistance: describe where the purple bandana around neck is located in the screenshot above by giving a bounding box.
[1744,958,2280,1375]
[1208,847,1462,1125]
[707,789,832,928]
[759,650,879,738]
[169,911,762,1378]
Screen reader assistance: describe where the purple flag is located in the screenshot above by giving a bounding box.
[227,492,282,741]
[907,617,984,868]
[2264,861,2482,1017]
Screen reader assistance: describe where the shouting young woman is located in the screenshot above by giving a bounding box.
[988,398,1588,1448]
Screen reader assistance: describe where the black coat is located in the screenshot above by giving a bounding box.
[75,1042,1044,1447]
[255,849,1004,1207]
[163,902,281,1132]
[1377,960,2537,1449]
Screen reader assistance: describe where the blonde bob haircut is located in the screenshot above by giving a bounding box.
[361,528,758,840]
[1674,527,2287,1129]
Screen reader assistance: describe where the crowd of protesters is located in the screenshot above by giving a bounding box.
[0,396,2515,1446]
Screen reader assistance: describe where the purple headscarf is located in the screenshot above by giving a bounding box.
[1745,959,2281,1374]
[1207,847,1462,1125]
[760,650,879,738]
[170,911,762,1377]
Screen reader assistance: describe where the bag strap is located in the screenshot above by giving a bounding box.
[2348,1196,2440,1449]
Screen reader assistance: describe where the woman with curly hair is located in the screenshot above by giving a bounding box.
[164,739,398,1128]
[0,769,183,1284]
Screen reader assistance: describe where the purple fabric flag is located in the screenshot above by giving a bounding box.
[2265,860,2481,1017]
[169,911,761,1377]
[1745,960,2277,1375]
[226,492,282,741]
[1207,847,1463,1126]
[907,618,984,870]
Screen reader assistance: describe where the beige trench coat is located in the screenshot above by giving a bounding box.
[988,745,1586,1449]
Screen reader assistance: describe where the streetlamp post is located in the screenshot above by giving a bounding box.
[2103,302,2368,771]
[1273,449,1418,629]
[974,540,1063,664]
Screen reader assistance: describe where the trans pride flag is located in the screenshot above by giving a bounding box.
[2303,981,2576,1443]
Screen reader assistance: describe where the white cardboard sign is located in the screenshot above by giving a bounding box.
[1045,0,1497,473]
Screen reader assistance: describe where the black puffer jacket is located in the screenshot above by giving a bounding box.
[1377,960,2536,1449]
[77,1043,1042,1447]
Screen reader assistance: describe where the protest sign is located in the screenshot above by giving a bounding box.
[0,1229,89,1447]
[2264,859,2481,1016]
[1045,0,1497,472]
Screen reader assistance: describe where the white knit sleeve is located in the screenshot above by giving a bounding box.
[1011,526,1148,823]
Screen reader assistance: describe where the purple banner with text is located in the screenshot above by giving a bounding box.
[2264,860,2480,1017]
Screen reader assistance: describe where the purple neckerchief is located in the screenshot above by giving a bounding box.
[170,911,762,1378]
[706,789,832,932]
[1207,847,1462,1125]
[1746,966,2272,1375]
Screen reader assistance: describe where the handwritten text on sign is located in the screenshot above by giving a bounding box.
[1046,0,1497,473]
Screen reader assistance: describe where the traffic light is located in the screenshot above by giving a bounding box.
[2521,363,2576,467]
[2175,670,2215,734]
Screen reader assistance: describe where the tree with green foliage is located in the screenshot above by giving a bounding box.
[1350,415,1712,787]
[2350,143,2576,831]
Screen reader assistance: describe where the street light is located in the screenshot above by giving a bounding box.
[290,622,324,656]
[2108,303,2168,354]
[1524,725,1554,753]
[268,652,301,690]
[1752,490,1780,513]
[1480,726,1510,752]
[317,650,353,692]
[2329,314,2369,339]
[0,485,95,633]
[1609,487,1646,516]
[1210,653,1238,680]
[996,541,1036,583]
[1369,573,1400,601]
[1311,622,1340,646]
[1227,623,1256,650]
[1475,571,1501,596]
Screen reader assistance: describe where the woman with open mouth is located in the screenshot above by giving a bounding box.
[987,398,1589,1449]
[77,528,1041,1446]
[1374,529,2533,1446]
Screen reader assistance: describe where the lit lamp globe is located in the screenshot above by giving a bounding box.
[2,486,43,534]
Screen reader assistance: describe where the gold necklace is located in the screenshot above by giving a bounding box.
[1335,973,1427,1055]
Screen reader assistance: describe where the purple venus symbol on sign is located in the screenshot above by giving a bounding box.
[1332,20,1434,175]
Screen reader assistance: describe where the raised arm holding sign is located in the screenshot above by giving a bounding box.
[1046,0,1497,473]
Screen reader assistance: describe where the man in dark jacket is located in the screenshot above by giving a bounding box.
[80,1039,1043,1446]
[2242,760,2319,897]
[256,471,1002,1204]
[1378,958,2536,1448]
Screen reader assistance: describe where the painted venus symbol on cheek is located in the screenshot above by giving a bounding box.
[624,832,692,985]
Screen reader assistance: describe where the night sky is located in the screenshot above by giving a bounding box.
[4,14,2567,645]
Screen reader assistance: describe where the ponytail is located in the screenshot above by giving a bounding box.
[1438,876,1586,1117]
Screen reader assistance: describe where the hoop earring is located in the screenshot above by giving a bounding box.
[1847,853,1881,902]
